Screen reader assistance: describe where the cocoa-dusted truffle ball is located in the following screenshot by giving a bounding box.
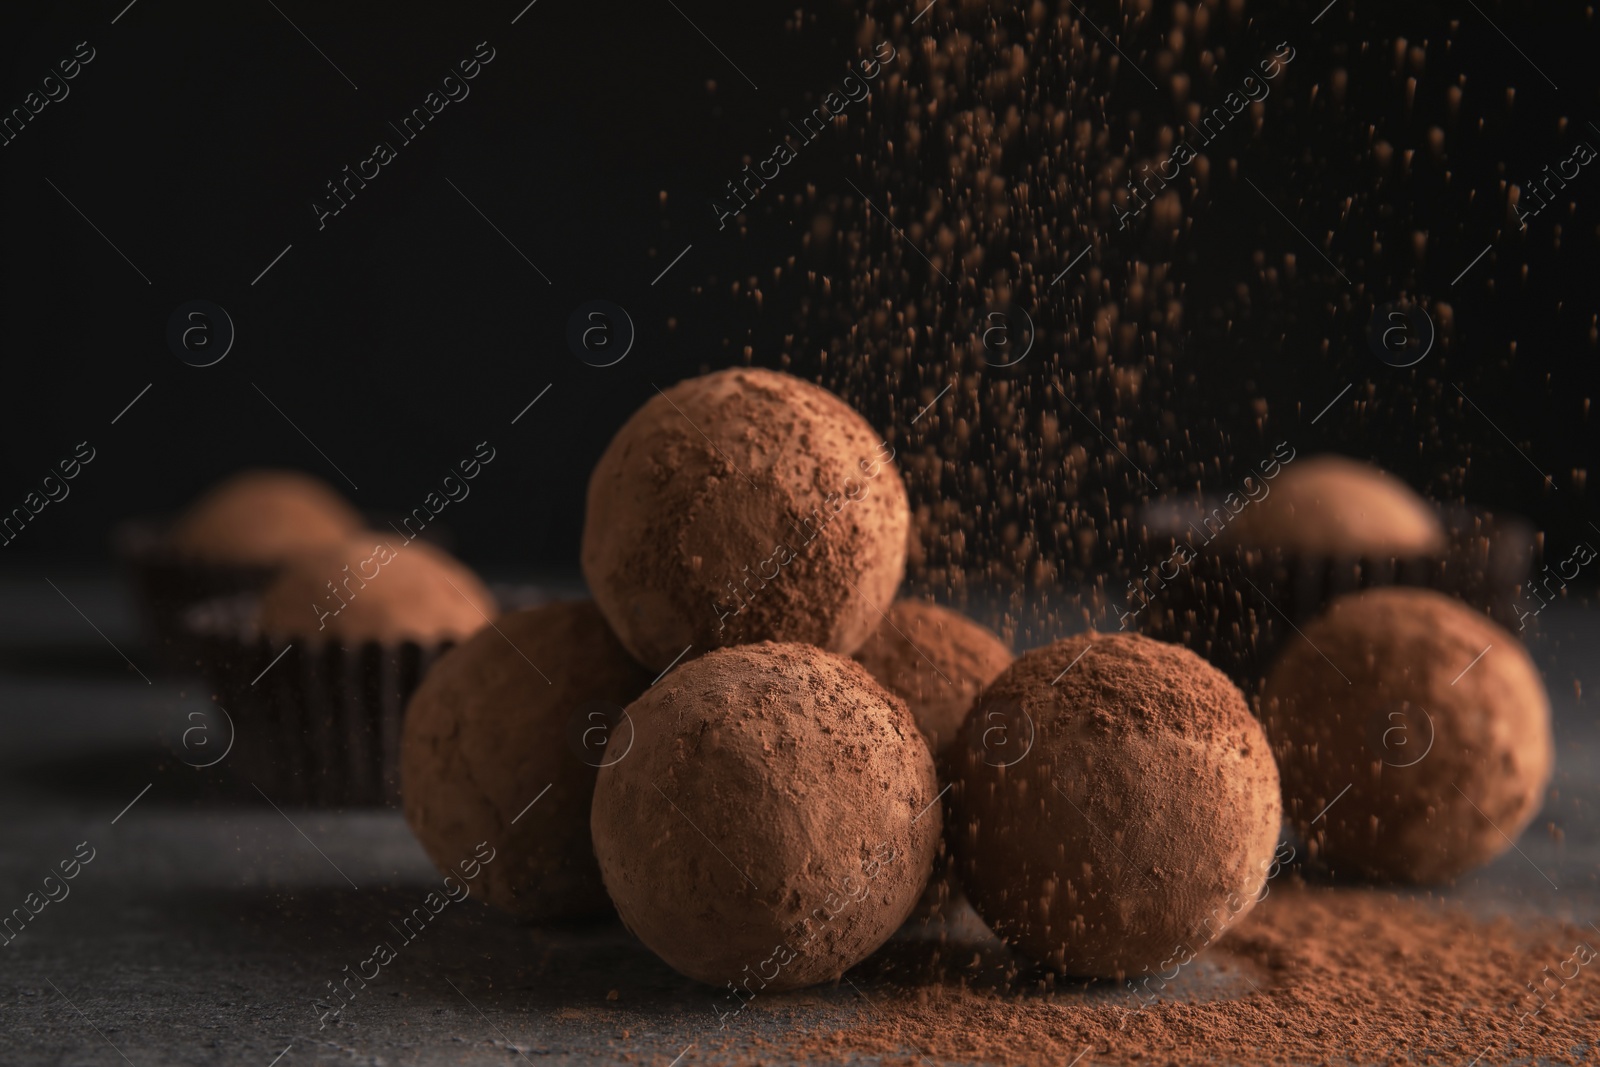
[1230,454,1445,558]
[581,368,910,670]
[591,643,940,991]
[258,536,495,643]
[401,601,653,920]
[847,601,1010,923]
[851,599,1013,754]
[1261,587,1552,883]
[169,469,364,565]
[948,632,1282,979]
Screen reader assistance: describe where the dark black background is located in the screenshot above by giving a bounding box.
[1,0,1595,576]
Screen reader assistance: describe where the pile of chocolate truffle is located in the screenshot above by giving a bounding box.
[399,367,1554,992]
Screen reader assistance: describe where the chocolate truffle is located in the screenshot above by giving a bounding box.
[1261,587,1553,883]
[851,598,1013,754]
[590,643,940,991]
[845,613,1007,920]
[581,368,911,670]
[169,469,364,564]
[401,601,653,920]
[257,536,495,643]
[1229,454,1445,558]
[948,632,1282,979]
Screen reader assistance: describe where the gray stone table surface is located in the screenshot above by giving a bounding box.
[0,569,1594,1066]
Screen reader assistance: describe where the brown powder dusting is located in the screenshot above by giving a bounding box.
[747,886,1600,1066]
[789,0,1207,644]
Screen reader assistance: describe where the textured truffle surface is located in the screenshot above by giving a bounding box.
[169,469,364,565]
[852,599,1013,754]
[401,601,652,920]
[258,536,495,643]
[1261,587,1552,883]
[948,632,1282,979]
[581,368,910,669]
[591,643,940,991]
[1229,454,1445,557]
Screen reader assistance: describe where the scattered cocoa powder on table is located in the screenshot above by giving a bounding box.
[728,885,1599,1066]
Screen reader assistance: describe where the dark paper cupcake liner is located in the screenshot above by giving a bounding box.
[114,519,279,672]
[1131,502,1534,693]
[114,515,461,674]
[185,584,544,807]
